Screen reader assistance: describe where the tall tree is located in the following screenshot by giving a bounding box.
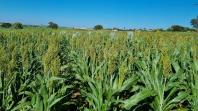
[94,25,103,30]
[13,22,23,29]
[48,22,59,29]
[191,16,198,29]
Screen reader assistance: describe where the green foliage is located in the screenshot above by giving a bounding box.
[73,53,154,110]
[94,25,103,30]
[0,29,197,110]
[136,54,188,111]
[13,22,23,29]
[48,22,59,29]
[191,16,198,29]
[168,25,186,32]
[1,23,12,28]
[12,74,72,111]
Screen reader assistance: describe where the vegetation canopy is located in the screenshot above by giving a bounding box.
[13,22,23,29]
[1,23,12,28]
[94,25,103,30]
[0,28,197,110]
[191,16,198,30]
[48,22,59,29]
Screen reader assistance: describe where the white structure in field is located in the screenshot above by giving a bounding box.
[110,31,117,40]
[72,32,80,38]
[127,31,134,40]
[60,31,67,35]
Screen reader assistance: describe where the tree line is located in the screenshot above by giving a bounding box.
[0,22,59,29]
[1,16,198,31]
[0,22,23,29]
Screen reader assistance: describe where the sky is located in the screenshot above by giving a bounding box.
[0,0,197,29]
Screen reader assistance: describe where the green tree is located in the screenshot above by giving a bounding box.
[168,25,185,32]
[13,22,23,29]
[1,23,12,28]
[191,16,198,29]
[48,22,59,29]
[94,25,103,30]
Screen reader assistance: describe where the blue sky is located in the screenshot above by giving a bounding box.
[0,0,197,29]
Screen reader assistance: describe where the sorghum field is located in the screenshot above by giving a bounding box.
[0,29,198,111]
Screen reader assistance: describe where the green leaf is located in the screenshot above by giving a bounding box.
[172,62,180,73]
[49,96,65,108]
[122,89,155,110]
